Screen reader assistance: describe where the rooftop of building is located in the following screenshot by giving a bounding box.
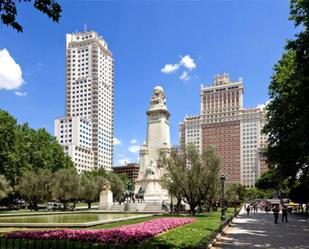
[201,73,243,91]
[112,163,140,169]
[66,28,111,55]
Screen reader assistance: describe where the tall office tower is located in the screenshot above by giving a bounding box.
[240,108,267,186]
[180,74,267,187]
[55,31,114,173]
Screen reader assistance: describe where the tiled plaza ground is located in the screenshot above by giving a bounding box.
[213,209,309,249]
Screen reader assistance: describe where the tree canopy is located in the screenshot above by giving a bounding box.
[0,175,12,201]
[79,174,107,209]
[51,168,79,210]
[0,109,73,185]
[263,0,309,202]
[15,168,53,210]
[0,0,62,32]
[162,145,221,215]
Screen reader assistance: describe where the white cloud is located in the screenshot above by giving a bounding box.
[161,55,196,78]
[130,139,137,144]
[113,137,122,146]
[179,71,190,81]
[0,49,24,90]
[128,145,140,154]
[118,158,130,165]
[256,100,271,110]
[14,91,27,96]
[180,55,196,70]
[161,64,179,73]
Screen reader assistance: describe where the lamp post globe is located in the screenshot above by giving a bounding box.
[220,175,226,221]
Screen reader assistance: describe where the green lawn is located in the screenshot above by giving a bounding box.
[141,209,235,248]
[0,209,237,249]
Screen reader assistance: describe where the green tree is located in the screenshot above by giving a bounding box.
[289,180,309,204]
[244,187,273,202]
[0,0,62,32]
[79,174,106,209]
[0,110,17,182]
[0,110,73,185]
[225,183,246,204]
[255,169,288,199]
[0,175,13,200]
[162,145,221,215]
[116,173,130,186]
[29,128,73,172]
[51,168,79,210]
[107,172,125,201]
[84,168,108,178]
[86,169,129,201]
[15,169,53,210]
[264,0,309,202]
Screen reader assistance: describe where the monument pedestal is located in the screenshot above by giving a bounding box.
[134,86,171,212]
[135,179,169,203]
[98,190,113,210]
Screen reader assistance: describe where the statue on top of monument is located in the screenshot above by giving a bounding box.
[101,180,111,192]
[150,86,166,107]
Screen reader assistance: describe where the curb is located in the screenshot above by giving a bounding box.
[207,209,241,249]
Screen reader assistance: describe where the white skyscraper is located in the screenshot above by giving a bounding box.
[55,30,114,173]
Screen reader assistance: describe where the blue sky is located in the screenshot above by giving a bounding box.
[0,0,296,165]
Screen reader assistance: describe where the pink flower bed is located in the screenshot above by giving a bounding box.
[5,217,196,244]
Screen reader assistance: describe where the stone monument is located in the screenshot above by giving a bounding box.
[135,86,170,205]
[98,181,113,210]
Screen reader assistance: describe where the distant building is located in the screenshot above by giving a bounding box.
[54,30,114,173]
[180,73,268,187]
[112,163,140,181]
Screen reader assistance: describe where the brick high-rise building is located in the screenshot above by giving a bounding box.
[112,163,140,182]
[180,74,267,187]
[54,30,114,173]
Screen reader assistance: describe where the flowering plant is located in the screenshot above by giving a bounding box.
[5,217,195,244]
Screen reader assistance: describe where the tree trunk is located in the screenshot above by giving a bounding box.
[63,202,68,210]
[88,202,91,209]
[176,198,182,214]
[189,204,196,216]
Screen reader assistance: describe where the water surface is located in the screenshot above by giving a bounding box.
[0,213,142,224]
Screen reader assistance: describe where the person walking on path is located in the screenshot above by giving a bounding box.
[272,204,280,224]
[253,204,258,213]
[246,205,250,216]
[282,205,288,222]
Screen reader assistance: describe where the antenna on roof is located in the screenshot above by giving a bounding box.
[84,23,88,32]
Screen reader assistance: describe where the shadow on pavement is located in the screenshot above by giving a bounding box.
[215,212,309,249]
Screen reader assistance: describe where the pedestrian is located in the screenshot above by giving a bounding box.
[282,205,288,222]
[272,204,280,224]
[254,204,258,213]
[246,204,250,216]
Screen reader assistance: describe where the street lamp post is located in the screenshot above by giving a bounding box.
[234,194,238,214]
[220,175,226,221]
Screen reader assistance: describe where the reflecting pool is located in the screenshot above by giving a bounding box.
[0,213,144,224]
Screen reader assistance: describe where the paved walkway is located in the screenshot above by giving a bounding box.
[213,209,309,249]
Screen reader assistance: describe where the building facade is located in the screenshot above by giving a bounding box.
[180,74,267,187]
[112,163,140,182]
[55,31,114,173]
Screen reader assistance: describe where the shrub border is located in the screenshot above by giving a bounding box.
[206,207,242,249]
[196,209,241,249]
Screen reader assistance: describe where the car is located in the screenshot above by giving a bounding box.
[47,202,63,210]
